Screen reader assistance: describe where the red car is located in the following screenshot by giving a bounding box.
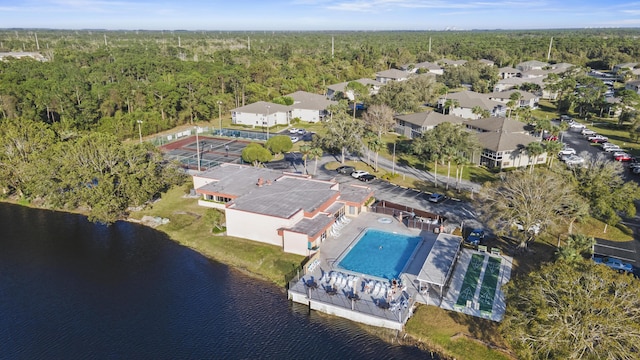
[614,153,633,162]
[589,136,608,144]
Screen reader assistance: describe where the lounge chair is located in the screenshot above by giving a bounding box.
[329,272,337,286]
[372,282,381,297]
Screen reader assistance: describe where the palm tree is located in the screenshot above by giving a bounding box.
[525,141,545,173]
[472,106,490,119]
[444,99,459,115]
[309,146,324,175]
[368,137,384,172]
[544,140,563,168]
[299,145,311,174]
[453,155,469,192]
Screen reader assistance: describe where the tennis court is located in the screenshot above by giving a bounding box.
[160,135,252,171]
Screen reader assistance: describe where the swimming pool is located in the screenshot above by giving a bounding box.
[337,229,422,280]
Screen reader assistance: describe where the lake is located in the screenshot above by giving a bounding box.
[0,203,435,359]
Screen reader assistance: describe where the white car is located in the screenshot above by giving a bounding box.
[581,128,596,136]
[514,222,541,235]
[288,128,300,134]
[602,145,621,152]
[290,136,299,143]
[351,170,370,179]
[558,148,576,156]
[569,121,586,130]
[564,155,585,165]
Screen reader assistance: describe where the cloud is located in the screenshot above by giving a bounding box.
[322,0,550,12]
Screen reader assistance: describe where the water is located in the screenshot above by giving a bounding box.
[338,229,422,280]
[0,203,435,359]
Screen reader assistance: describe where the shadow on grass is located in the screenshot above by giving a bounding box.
[446,311,505,347]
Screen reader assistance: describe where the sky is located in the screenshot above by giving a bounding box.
[1,0,640,31]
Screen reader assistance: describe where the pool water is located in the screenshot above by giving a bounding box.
[338,229,422,280]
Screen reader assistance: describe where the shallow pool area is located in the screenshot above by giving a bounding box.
[337,229,422,280]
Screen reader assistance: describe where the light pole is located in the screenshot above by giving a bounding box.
[136,120,143,144]
[266,105,270,139]
[217,101,223,135]
[195,126,201,172]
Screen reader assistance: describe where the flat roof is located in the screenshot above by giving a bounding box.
[338,184,374,204]
[229,176,338,218]
[286,214,334,237]
[416,233,463,287]
[197,164,284,197]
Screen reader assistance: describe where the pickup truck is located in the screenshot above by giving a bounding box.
[593,257,633,273]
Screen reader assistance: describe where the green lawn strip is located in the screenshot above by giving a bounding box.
[456,254,485,307]
[478,256,502,313]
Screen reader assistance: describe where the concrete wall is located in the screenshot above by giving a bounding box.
[309,300,403,330]
[291,108,321,123]
[283,231,312,256]
[225,208,299,247]
[197,199,225,209]
[233,111,289,127]
[193,176,216,189]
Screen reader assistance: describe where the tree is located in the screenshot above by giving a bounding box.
[543,140,563,167]
[471,106,490,119]
[477,169,581,249]
[299,144,311,174]
[241,143,273,167]
[502,261,640,360]
[525,141,544,173]
[570,153,640,225]
[318,107,364,164]
[309,146,324,175]
[265,135,293,156]
[443,98,459,115]
[345,81,368,119]
[555,233,595,263]
[362,104,395,140]
[412,122,479,189]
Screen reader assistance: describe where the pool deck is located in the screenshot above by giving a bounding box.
[288,211,512,329]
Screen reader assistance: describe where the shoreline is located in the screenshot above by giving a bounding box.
[0,194,511,360]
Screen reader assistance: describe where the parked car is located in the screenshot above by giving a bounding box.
[297,129,307,135]
[563,155,585,166]
[614,153,633,162]
[560,115,572,122]
[428,193,447,203]
[581,128,596,136]
[465,229,485,247]
[357,174,376,182]
[336,166,355,175]
[288,128,300,134]
[543,134,558,141]
[602,145,622,152]
[594,256,633,273]
[290,136,299,143]
[351,170,370,179]
[558,147,576,156]
[588,135,608,143]
[569,121,586,130]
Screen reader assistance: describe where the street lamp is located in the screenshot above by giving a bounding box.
[136,120,143,144]
[266,105,271,139]
[195,126,201,172]
[217,101,223,135]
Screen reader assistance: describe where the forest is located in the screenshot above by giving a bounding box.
[1,29,640,139]
[2,28,640,222]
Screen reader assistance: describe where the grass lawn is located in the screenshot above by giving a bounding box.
[405,306,514,360]
[129,184,304,287]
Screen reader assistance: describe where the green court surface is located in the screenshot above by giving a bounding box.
[455,254,485,307]
[478,256,501,313]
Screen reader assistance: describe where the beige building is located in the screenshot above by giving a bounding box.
[193,164,374,256]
